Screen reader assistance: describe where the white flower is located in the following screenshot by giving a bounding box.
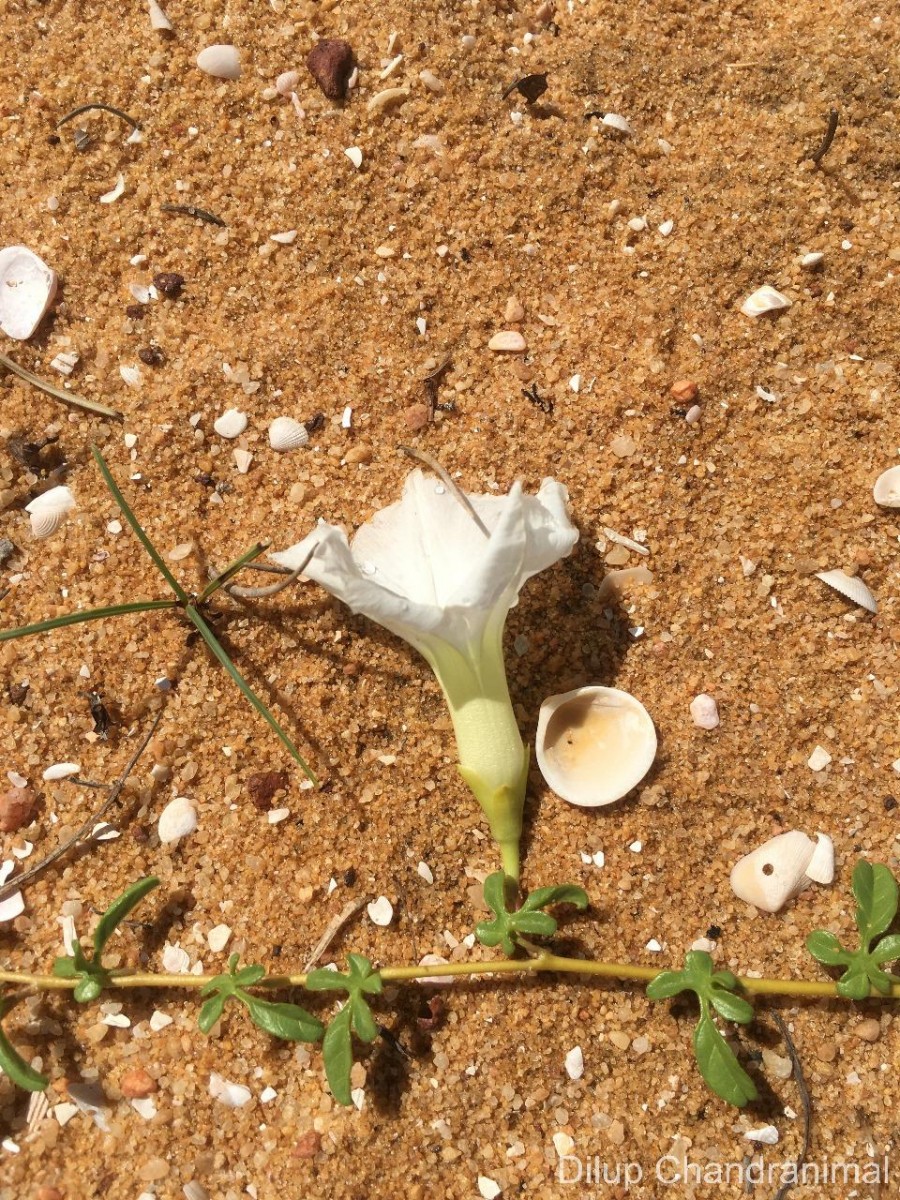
[271,469,578,879]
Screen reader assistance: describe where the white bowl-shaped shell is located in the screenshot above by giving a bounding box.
[535,685,657,808]
[196,44,241,80]
[268,416,309,451]
[730,831,818,913]
[158,795,198,844]
[0,245,58,340]
[740,285,791,318]
[873,465,900,508]
[25,485,75,539]
[815,569,877,614]
[213,407,248,439]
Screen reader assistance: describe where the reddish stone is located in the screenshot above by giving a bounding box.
[306,40,355,100]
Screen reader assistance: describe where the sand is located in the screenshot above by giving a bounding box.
[1,0,899,1196]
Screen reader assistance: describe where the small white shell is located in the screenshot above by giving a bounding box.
[158,796,198,844]
[213,408,248,439]
[208,1072,251,1108]
[268,416,309,451]
[535,685,657,808]
[25,485,75,539]
[601,112,632,134]
[367,895,394,926]
[689,693,719,730]
[803,833,835,885]
[0,245,58,340]
[873,466,900,508]
[366,87,410,115]
[730,831,831,913]
[344,146,363,169]
[740,286,792,317]
[815,569,877,614]
[488,330,527,352]
[148,0,172,31]
[197,45,241,80]
[42,762,80,781]
[99,173,125,204]
[275,70,301,96]
[800,252,824,268]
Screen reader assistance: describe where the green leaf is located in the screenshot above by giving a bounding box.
[693,1014,757,1107]
[836,968,873,1001]
[482,871,507,918]
[873,934,900,964]
[245,998,324,1043]
[0,1020,48,1092]
[233,964,267,988]
[306,968,351,992]
[51,956,80,979]
[646,970,693,1000]
[349,993,378,1044]
[0,599,177,644]
[508,911,558,937]
[93,877,159,957]
[183,605,316,784]
[709,990,754,1025]
[346,955,383,995]
[198,994,226,1034]
[73,976,104,1004]
[806,929,851,966]
[520,884,589,913]
[853,861,898,946]
[322,1004,353,1106]
[92,445,189,601]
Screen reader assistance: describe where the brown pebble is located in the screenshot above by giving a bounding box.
[504,297,525,322]
[403,403,431,432]
[9,681,29,705]
[0,787,36,833]
[855,1018,881,1043]
[306,39,355,100]
[138,346,165,367]
[293,1131,322,1159]
[246,770,289,811]
[816,1040,837,1062]
[671,379,699,403]
[125,303,146,320]
[120,1068,158,1099]
[344,443,373,465]
[152,272,184,298]
[36,1189,64,1200]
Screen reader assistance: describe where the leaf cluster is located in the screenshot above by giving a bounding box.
[807,861,900,999]
[306,954,383,1105]
[475,873,589,956]
[199,954,323,1042]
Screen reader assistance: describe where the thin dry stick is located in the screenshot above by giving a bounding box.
[304,896,370,970]
[0,711,162,903]
[0,352,122,420]
[770,1010,812,1200]
[56,103,140,130]
[810,109,839,167]
[398,445,490,537]
[160,203,226,227]
[205,549,313,600]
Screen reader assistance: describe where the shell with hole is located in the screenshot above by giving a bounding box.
[25,485,75,539]
[0,245,58,340]
[268,416,309,451]
[730,831,834,913]
[873,465,900,509]
[535,685,657,807]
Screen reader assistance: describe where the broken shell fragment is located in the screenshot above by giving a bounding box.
[488,330,527,353]
[196,45,241,80]
[367,88,410,116]
[148,0,172,31]
[268,417,309,451]
[740,286,792,318]
[0,245,58,340]
[158,796,198,844]
[213,408,248,439]
[815,569,877,614]
[730,831,834,913]
[535,685,657,808]
[873,465,900,508]
[25,485,75,539]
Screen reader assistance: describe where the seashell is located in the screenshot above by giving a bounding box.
[197,45,241,80]
[120,364,142,387]
[689,693,719,730]
[42,762,80,781]
[367,895,394,926]
[488,330,527,353]
[815,568,877,614]
[367,87,410,115]
[268,416,309,451]
[601,112,632,134]
[158,796,198,844]
[740,286,792,317]
[0,245,58,340]
[233,448,253,474]
[730,830,832,913]
[596,564,653,601]
[535,685,657,808]
[148,0,172,31]
[209,1073,251,1108]
[873,465,900,508]
[99,173,125,204]
[275,69,301,96]
[344,146,363,169]
[419,69,444,94]
[213,407,248,439]
[25,485,75,539]
[800,251,823,268]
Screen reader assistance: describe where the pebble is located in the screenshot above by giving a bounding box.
[157,796,198,844]
[690,693,720,730]
[0,787,35,832]
[293,1131,322,1159]
[196,45,241,81]
[120,1068,158,1099]
[607,1119,625,1145]
[488,330,526,352]
[477,1178,501,1200]
[152,272,184,298]
[608,1030,630,1050]
[671,379,699,402]
[213,408,247,439]
[207,924,232,952]
[564,1045,584,1079]
[403,403,430,431]
[307,39,355,100]
[344,443,373,465]
[367,87,410,115]
[855,1018,881,1043]
[744,1125,779,1144]
[42,762,80,781]
[609,434,636,458]
[762,1048,793,1080]
[816,1040,837,1062]
[345,146,363,170]
[504,297,525,322]
[807,745,832,772]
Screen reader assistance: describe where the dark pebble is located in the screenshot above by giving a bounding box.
[306,39,355,100]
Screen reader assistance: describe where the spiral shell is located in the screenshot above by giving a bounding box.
[268,417,309,451]
[25,485,75,539]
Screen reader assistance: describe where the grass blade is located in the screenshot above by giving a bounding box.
[0,351,122,421]
[91,446,189,601]
[0,600,177,643]
[184,605,316,784]
[198,541,270,603]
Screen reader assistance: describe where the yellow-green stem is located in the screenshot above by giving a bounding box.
[1,956,897,999]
